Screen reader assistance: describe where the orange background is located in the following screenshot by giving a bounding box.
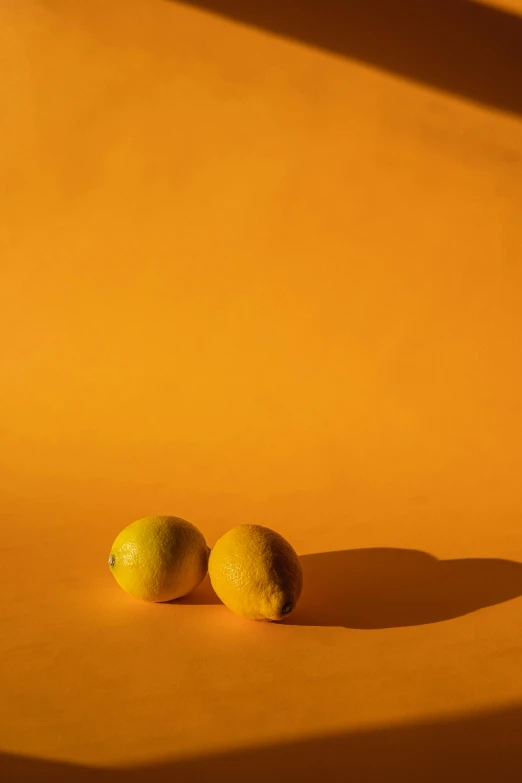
[1,1,522,780]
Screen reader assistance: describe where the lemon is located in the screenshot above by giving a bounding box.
[108,516,209,602]
[209,525,303,621]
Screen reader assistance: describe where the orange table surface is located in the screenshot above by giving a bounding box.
[2,2,522,781]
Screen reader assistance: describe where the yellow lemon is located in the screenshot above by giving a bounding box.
[108,516,209,602]
[209,525,303,621]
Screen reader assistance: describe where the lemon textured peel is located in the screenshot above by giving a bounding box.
[109,516,209,602]
[209,524,303,621]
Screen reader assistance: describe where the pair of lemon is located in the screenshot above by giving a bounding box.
[109,517,302,621]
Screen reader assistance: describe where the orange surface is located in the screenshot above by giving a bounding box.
[2,1,522,781]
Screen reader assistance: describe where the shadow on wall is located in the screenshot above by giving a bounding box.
[3,703,522,782]
[171,0,522,116]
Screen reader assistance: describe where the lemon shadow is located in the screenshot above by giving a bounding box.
[169,547,522,629]
[286,548,522,629]
[169,573,221,605]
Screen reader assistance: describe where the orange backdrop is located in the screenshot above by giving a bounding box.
[1,1,522,781]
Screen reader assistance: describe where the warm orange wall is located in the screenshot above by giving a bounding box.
[1,1,522,780]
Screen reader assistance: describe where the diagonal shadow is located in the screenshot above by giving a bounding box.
[171,0,522,117]
[288,548,522,628]
[2,703,522,782]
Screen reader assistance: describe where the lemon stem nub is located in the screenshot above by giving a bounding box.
[282,603,293,614]
[108,554,115,568]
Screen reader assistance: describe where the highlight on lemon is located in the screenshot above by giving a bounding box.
[108,516,209,602]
